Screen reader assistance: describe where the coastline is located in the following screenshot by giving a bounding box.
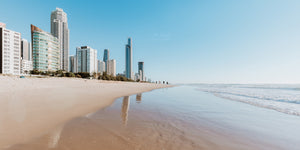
[2,82,300,150]
[0,76,172,149]
[6,85,300,150]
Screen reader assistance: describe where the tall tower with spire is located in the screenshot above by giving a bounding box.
[125,37,133,79]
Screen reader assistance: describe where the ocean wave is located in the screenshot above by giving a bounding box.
[196,84,300,116]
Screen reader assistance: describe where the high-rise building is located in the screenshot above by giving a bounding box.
[76,46,97,74]
[0,23,21,75]
[103,49,109,72]
[125,37,133,79]
[107,59,116,76]
[21,39,33,74]
[31,24,60,72]
[51,7,69,71]
[98,60,105,74]
[138,61,144,81]
[21,39,31,61]
[69,55,77,73]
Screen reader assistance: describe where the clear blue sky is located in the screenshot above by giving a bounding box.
[1,0,300,83]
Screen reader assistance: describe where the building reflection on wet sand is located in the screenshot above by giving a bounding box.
[121,96,130,125]
[7,95,147,150]
[121,94,142,126]
[136,93,142,103]
[47,124,65,148]
[46,95,135,148]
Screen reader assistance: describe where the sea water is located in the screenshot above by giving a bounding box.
[195,84,300,116]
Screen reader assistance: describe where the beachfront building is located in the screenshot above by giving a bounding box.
[103,49,109,72]
[107,59,116,76]
[51,7,69,71]
[138,61,144,81]
[31,24,60,72]
[125,37,133,79]
[76,46,97,74]
[98,60,105,74]
[21,39,32,61]
[0,23,21,75]
[69,55,77,73]
[21,59,33,74]
[21,39,33,74]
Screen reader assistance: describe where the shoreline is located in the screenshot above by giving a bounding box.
[7,85,296,150]
[2,83,299,150]
[0,76,173,149]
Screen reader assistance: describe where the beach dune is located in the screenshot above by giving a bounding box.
[0,76,170,149]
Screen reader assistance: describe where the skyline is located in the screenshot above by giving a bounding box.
[1,0,300,83]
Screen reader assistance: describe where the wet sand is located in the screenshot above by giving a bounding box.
[5,96,245,150]
[0,76,170,149]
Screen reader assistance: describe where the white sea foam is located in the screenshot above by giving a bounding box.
[196,84,300,116]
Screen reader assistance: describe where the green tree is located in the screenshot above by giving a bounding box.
[76,72,90,78]
[66,72,75,77]
[76,74,81,78]
[30,69,41,75]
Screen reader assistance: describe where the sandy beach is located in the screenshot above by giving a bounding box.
[2,77,300,150]
[3,85,300,150]
[0,76,171,149]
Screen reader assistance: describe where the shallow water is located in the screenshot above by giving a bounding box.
[196,84,300,116]
[7,86,300,150]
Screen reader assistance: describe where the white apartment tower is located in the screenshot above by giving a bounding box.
[98,60,105,74]
[76,46,97,74]
[21,59,33,74]
[107,59,116,76]
[51,7,69,71]
[0,23,21,75]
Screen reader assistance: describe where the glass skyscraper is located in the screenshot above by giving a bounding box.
[125,37,132,79]
[103,49,109,72]
[31,24,60,72]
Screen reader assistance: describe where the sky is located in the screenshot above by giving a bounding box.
[1,0,300,83]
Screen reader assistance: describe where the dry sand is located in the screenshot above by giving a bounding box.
[0,76,171,149]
